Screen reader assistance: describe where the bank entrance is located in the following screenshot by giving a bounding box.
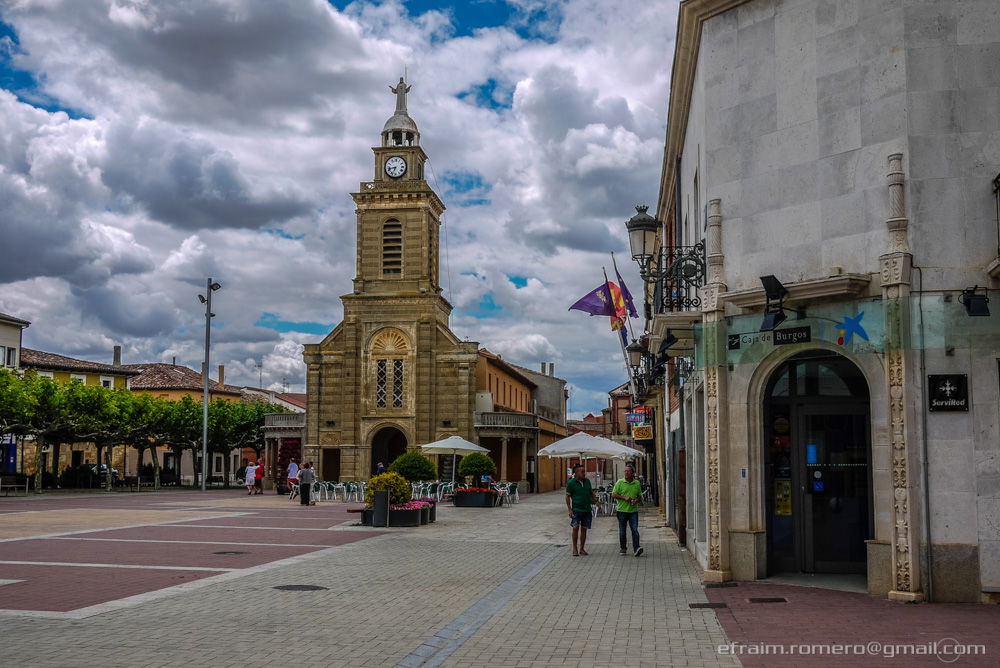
[764,351,872,575]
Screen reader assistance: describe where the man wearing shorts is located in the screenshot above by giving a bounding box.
[565,464,598,556]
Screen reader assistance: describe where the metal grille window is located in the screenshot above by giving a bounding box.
[382,221,402,275]
[376,359,388,407]
[392,360,404,407]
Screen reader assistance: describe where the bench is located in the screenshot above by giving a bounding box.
[0,475,29,496]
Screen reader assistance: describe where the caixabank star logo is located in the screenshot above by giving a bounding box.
[835,312,868,346]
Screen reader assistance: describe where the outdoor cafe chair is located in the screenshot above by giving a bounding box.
[312,481,324,503]
[288,482,300,501]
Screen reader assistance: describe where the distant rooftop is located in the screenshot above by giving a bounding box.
[123,362,241,395]
[21,348,138,376]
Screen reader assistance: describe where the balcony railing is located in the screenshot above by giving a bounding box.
[264,412,305,429]
[474,411,538,429]
[653,241,706,313]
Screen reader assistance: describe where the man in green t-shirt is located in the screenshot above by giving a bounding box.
[611,465,643,556]
[565,464,598,556]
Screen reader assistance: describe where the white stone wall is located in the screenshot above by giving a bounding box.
[672,0,1000,598]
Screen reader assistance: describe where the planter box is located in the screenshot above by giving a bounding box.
[361,509,373,526]
[419,506,429,525]
[429,503,436,523]
[388,508,421,527]
[453,491,496,508]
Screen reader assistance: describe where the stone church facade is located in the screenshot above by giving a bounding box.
[302,79,479,480]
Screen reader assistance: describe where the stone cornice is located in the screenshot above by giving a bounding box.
[721,273,872,308]
[656,0,752,222]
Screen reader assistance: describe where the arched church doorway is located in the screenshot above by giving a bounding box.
[371,426,407,476]
[763,350,872,575]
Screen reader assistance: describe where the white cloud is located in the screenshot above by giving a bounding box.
[0,0,677,416]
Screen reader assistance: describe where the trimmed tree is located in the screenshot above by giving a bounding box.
[387,451,437,482]
[457,451,496,481]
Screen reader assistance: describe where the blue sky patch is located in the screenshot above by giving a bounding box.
[508,275,527,288]
[264,228,305,241]
[0,21,89,118]
[468,292,503,318]
[442,170,492,207]
[458,78,513,110]
[255,312,331,335]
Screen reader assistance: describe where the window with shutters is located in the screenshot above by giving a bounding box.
[382,220,402,275]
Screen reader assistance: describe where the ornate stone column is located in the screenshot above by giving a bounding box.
[880,153,923,601]
[702,198,731,581]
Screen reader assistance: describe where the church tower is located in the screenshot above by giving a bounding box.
[303,78,479,480]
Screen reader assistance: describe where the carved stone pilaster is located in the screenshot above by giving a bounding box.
[704,363,722,572]
[886,153,910,254]
[879,153,921,601]
[706,198,724,286]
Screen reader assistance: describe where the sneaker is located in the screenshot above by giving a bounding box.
[634,547,644,557]
[619,548,627,555]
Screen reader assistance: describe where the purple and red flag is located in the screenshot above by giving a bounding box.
[569,282,617,316]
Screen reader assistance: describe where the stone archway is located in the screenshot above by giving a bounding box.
[761,350,872,576]
[370,426,407,476]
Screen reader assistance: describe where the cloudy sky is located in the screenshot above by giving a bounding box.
[0,0,677,417]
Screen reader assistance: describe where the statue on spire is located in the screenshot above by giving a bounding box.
[390,77,411,114]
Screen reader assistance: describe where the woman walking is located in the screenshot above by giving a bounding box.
[244,461,257,495]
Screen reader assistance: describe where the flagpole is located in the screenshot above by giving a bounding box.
[611,252,636,341]
[604,266,639,403]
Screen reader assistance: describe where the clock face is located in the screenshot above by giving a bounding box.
[384,156,407,178]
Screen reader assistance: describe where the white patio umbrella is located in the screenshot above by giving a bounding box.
[419,435,490,482]
[537,432,646,460]
[537,432,646,487]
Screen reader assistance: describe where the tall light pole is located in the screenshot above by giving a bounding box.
[199,278,221,491]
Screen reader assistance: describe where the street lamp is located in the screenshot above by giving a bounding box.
[625,205,662,284]
[199,278,221,491]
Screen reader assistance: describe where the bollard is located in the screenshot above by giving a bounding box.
[373,490,389,527]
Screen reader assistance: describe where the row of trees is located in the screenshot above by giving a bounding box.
[0,369,282,493]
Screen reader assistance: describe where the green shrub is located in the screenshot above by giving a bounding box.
[388,451,437,482]
[364,472,411,507]
[457,452,496,479]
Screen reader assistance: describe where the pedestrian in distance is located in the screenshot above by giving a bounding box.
[612,465,644,557]
[254,458,264,494]
[298,462,316,506]
[565,463,598,556]
[244,461,257,495]
[376,461,386,475]
[286,458,299,485]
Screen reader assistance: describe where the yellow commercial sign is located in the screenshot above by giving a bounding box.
[632,425,653,440]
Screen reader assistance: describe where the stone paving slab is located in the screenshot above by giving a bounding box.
[72,525,369,545]
[0,563,226,612]
[0,490,735,667]
[0,508,235,539]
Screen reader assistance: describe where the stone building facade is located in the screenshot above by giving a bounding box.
[302,79,479,480]
[643,0,1000,603]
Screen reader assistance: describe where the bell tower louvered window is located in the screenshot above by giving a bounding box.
[382,220,402,275]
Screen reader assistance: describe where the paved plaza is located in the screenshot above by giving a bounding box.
[1,490,998,667]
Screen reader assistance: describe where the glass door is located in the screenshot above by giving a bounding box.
[798,408,871,573]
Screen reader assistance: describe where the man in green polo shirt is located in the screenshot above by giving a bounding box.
[565,464,598,556]
[612,465,643,556]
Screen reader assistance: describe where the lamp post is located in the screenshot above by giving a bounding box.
[199,278,221,491]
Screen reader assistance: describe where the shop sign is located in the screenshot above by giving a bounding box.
[626,412,645,424]
[773,326,811,346]
[928,374,968,412]
[632,425,653,440]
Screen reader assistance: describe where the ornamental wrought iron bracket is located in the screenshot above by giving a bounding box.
[657,242,707,311]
